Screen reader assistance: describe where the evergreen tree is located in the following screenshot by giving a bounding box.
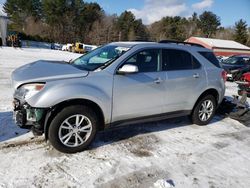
[4,0,42,32]
[149,16,189,41]
[115,11,149,41]
[233,19,248,45]
[247,28,250,47]
[116,11,136,41]
[198,11,221,38]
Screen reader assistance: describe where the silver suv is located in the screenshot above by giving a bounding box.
[11,41,226,153]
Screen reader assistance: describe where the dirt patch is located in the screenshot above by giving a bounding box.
[0,136,45,150]
[132,149,152,157]
[120,134,160,157]
[32,160,80,187]
[215,129,250,141]
[212,142,230,149]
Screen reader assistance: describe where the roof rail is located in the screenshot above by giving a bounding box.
[159,40,205,48]
[129,39,154,42]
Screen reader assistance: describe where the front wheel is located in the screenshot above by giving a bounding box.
[191,95,216,125]
[48,105,98,153]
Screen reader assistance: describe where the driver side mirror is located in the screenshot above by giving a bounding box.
[117,64,138,74]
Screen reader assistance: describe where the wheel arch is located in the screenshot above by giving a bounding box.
[44,98,105,140]
[192,88,219,113]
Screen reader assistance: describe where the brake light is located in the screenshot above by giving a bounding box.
[221,70,227,82]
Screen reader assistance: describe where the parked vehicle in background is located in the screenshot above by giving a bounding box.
[62,45,67,51]
[65,43,73,52]
[226,66,250,82]
[11,41,226,153]
[84,45,98,52]
[216,56,224,63]
[6,31,21,47]
[51,43,62,50]
[230,65,250,97]
[236,72,250,97]
[221,55,250,80]
[72,42,85,53]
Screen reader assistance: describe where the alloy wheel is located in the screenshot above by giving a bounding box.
[198,100,214,122]
[58,114,92,147]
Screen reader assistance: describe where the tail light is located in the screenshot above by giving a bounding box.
[221,70,227,82]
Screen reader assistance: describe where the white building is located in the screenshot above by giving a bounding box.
[0,4,8,46]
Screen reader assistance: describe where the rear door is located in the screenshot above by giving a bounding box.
[112,49,166,122]
[162,49,206,112]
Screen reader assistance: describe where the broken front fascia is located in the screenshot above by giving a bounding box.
[26,108,45,122]
[14,99,46,130]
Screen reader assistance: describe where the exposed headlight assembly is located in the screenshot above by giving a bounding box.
[17,83,45,100]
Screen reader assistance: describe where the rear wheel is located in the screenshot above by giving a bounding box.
[191,95,216,125]
[48,105,98,153]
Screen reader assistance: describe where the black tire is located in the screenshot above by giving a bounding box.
[48,105,98,153]
[191,95,216,126]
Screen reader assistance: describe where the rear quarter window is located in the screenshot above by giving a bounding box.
[199,52,221,68]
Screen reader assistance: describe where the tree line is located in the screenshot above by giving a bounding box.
[3,0,250,46]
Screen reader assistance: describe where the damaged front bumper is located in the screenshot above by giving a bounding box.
[13,98,47,134]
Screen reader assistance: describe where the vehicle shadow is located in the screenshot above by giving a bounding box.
[91,114,226,149]
[0,111,29,142]
[0,111,227,147]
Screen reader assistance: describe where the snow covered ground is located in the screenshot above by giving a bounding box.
[0,47,250,188]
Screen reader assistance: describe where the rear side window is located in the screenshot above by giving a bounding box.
[162,49,200,71]
[199,52,221,68]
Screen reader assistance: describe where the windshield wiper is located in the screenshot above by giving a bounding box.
[95,56,119,70]
[68,59,73,64]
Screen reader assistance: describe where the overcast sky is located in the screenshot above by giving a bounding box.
[1,0,250,27]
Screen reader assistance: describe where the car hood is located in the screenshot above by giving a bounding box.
[12,60,88,89]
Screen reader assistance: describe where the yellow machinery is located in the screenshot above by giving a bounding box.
[72,42,85,53]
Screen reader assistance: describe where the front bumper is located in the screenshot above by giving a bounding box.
[13,98,46,131]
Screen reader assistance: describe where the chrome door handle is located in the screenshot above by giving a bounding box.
[193,73,200,78]
[154,77,163,84]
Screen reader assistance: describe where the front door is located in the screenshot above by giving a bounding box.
[112,49,166,122]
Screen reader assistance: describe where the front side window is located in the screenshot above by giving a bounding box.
[162,49,196,71]
[123,49,160,72]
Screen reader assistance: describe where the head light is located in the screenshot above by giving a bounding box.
[20,83,45,100]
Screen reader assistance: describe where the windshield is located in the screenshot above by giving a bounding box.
[72,45,130,71]
[224,56,244,64]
